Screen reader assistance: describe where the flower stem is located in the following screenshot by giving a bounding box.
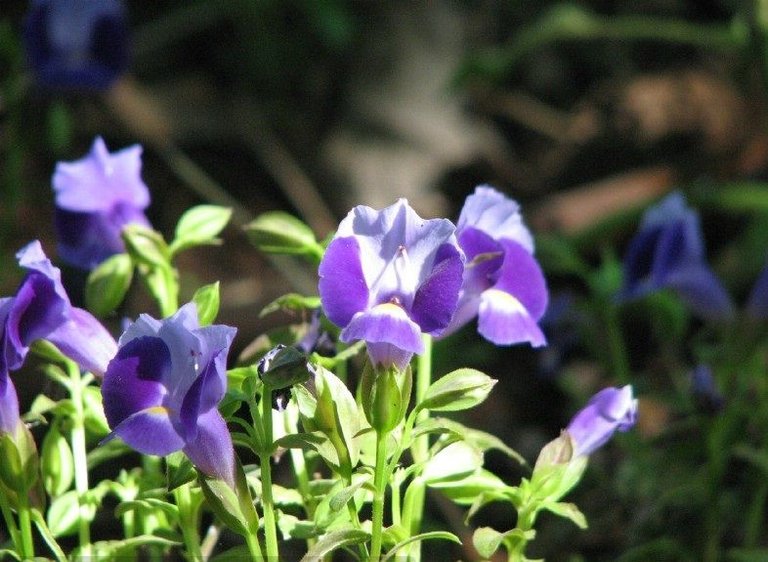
[260,391,279,560]
[67,360,92,557]
[174,483,203,561]
[16,498,34,559]
[0,491,22,555]
[245,529,264,560]
[369,430,389,562]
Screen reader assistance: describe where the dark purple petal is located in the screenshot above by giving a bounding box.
[0,376,20,436]
[411,243,464,334]
[456,186,534,253]
[566,385,637,457]
[664,265,734,322]
[477,289,547,347]
[102,336,170,429]
[618,224,664,301]
[46,307,117,376]
[319,236,369,328]
[23,0,130,91]
[182,409,235,488]
[493,239,548,321]
[179,350,226,441]
[342,304,423,367]
[106,407,185,456]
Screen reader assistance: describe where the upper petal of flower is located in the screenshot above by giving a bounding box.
[46,307,118,377]
[410,243,464,335]
[319,236,369,328]
[182,409,236,488]
[567,385,637,457]
[53,137,150,213]
[457,186,535,253]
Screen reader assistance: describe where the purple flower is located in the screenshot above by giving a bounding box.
[690,364,724,413]
[52,136,151,270]
[23,0,130,91]
[617,192,733,321]
[566,385,637,457]
[0,298,21,437]
[746,261,768,320]
[102,304,237,487]
[319,199,464,370]
[442,186,548,346]
[1,241,117,379]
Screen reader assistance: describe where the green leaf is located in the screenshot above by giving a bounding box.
[209,545,253,561]
[274,431,328,451]
[427,469,508,505]
[473,527,534,559]
[31,510,67,562]
[76,535,180,560]
[41,425,74,497]
[166,452,196,491]
[432,418,527,466]
[85,253,133,317]
[172,205,232,254]
[192,282,220,326]
[82,386,111,437]
[329,477,370,512]
[258,346,311,390]
[47,490,81,537]
[122,224,170,268]
[422,441,483,484]
[382,531,461,562]
[417,368,497,413]
[299,528,370,562]
[259,293,322,317]
[244,211,323,259]
[199,470,250,536]
[541,501,588,529]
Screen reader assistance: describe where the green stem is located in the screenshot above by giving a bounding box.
[245,528,264,560]
[68,360,92,557]
[283,408,314,517]
[507,505,536,562]
[174,483,203,561]
[0,491,22,554]
[16,499,34,559]
[369,431,389,562]
[602,300,631,385]
[260,391,279,560]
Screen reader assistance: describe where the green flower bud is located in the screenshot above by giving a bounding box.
[361,363,412,434]
[41,425,75,497]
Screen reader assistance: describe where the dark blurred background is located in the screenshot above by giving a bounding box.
[1,1,765,560]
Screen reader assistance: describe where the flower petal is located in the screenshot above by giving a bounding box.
[102,336,170,429]
[182,409,235,488]
[341,303,423,354]
[411,243,464,335]
[0,376,20,436]
[456,186,535,253]
[179,350,227,441]
[493,239,548,321]
[477,289,547,347]
[106,406,185,456]
[319,236,369,328]
[664,265,734,321]
[567,385,637,457]
[46,307,117,376]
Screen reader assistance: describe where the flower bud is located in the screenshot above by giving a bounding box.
[361,362,412,434]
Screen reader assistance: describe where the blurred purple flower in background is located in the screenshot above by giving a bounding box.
[1,241,117,380]
[23,0,130,91]
[566,385,637,456]
[102,304,237,487]
[690,364,724,414]
[319,199,464,370]
[442,185,548,346]
[746,260,768,320]
[617,191,733,322]
[0,299,21,436]
[52,136,151,270]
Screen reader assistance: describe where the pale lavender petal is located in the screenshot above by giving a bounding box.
[477,289,547,347]
[102,336,170,429]
[182,409,235,488]
[567,385,637,457]
[107,407,185,456]
[319,236,369,327]
[456,186,534,253]
[342,304,423,368]
[53,138,149,212]
[365,342,414,373]
[46,307,117,376]
[0,377,20,436]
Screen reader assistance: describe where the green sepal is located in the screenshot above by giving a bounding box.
[192,282,220,326]
[198,456,259,537]
[244,211,324,261]
[530,432,588,503]
[85,253,133,317]
[170,205,232,255]
[166,451,196,492]
[361,363,412,434]
[0,422,40,495]
[416,368,497,413]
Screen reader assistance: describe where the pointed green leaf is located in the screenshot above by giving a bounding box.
[422,441,483,484]
[244,211,323,259]
[192,282,220,326]
[85,253,133,317]
[542,501,588,529]
[172,205,232,254]
[47,490,81,537]
[298,528,370,562]
[259,293,322,317]
[382,531,461,562]
[418,368,497,413]
[122,224,170,268]
[427,469,508,505]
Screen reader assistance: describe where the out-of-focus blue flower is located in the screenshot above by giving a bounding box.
[1,241,117,379]
[617,191,733,321]
[23,0,130,91]
[566,385,637,457]
[746,261,768,320]
[442,186,548,346]
[102,303,237,487]
[0,299,21,437]
[690,364,724,413]
[319,199,464,371]
[53,136,151,270]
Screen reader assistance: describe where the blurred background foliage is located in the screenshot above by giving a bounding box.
[4,0,768,560]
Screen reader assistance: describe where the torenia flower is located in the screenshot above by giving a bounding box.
[0,300,21,436]
[1,241,117,378]
[442,185,548,346]
[319,199,464,370]
[23,0,130,91]
[53,136,151,270]
[617,191,733,321]
[102,304,237,487]
[566,385,637,457]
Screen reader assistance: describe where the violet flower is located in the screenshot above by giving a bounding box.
[442,186,548,346]
[746,261,768,320]
[23,0,130,91]
[566,385,637,457]
[0,299,21,436]
[617,191,733,322]
[319,199,464,370]
[690,364,724,414]
[52,136,151,270]
[1,241,117,379]
[102,304,237,487]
